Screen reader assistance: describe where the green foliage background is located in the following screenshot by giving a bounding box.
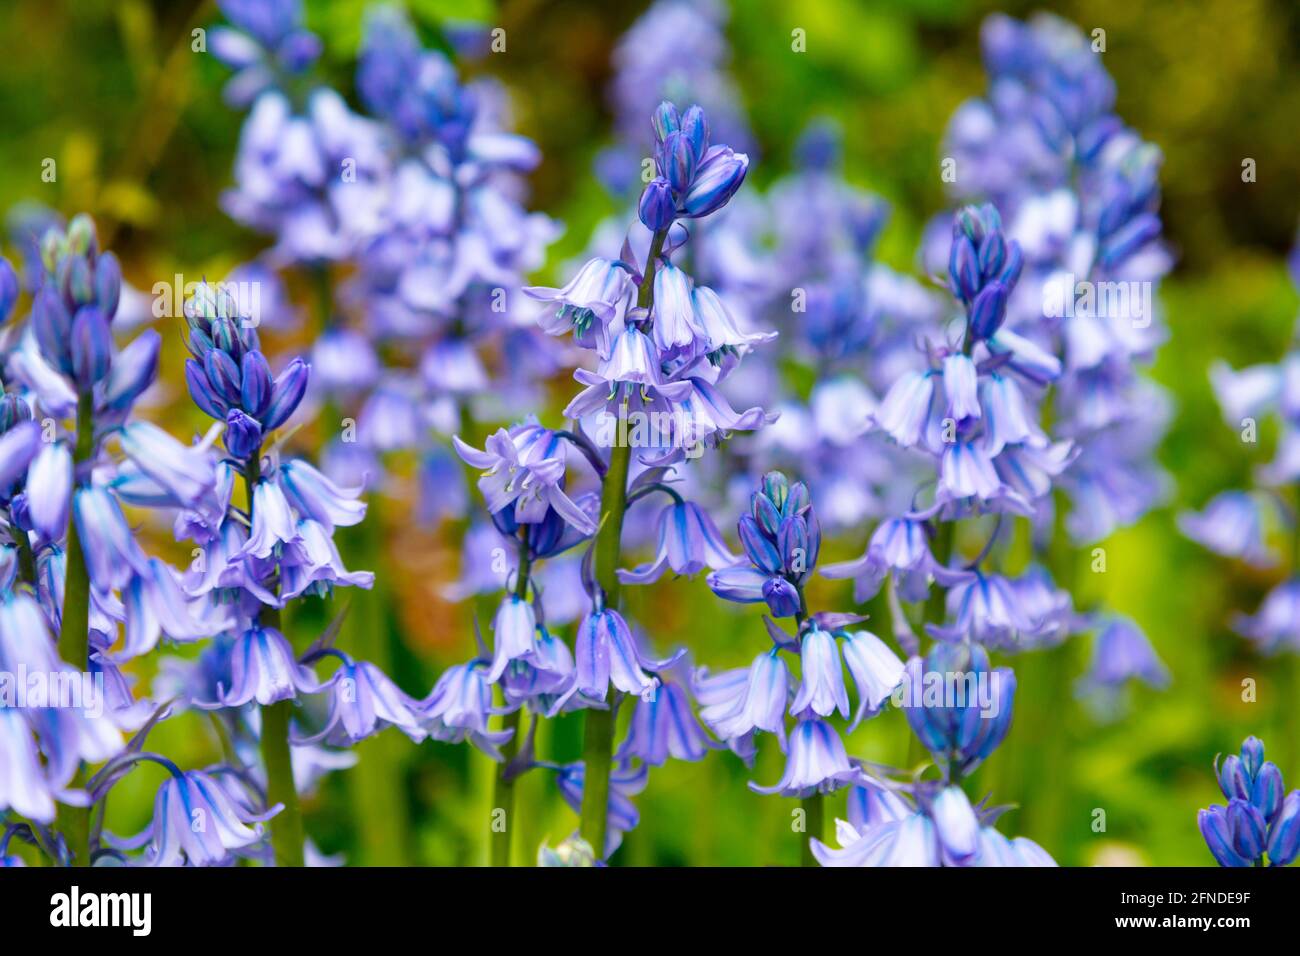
[1,0,1298,866]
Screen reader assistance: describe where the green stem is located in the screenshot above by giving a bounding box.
[259,692,305,867]
[54,392,97,866]
[577,226,668,857]
[244,457,305,867]
[490,529,531,867]
[800,793,824,867]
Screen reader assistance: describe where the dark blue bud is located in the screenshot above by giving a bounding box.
[751,491,782,538]
[9,492,31,532]
[761,471,790,512]
[185,358,227,420]
[1199,806,1250,867]
[0,394,32,433]
[660,131,698,193]
[224,408,263,461]
[103,329,160,413]
[739,514,782,574]
[0,257,18,324]
[1268,791,1300,866]
[262,357,310,430]
[762,575,801,618]
[240,350,273,419]
[62,255,94,309]
[948,234,981,304]
[977,232,1007,282]
[1218,755,1250,800]
[679,146,748,218]
[1251,762,1284,823]
[778,514,811,581]
[638,178,676,232]
[70,306,112,389]
[1100,213,1160,269]
[1227,798,1267,861]
[651,102,680,143]
[204,349,243,406]
[784,481,810,517]
[94,251,121,319]
[678,105,709,162]
[998,241,1024,288]
[209,315,244,362]
[1241,737,1265,777]
[968,281,1008,340]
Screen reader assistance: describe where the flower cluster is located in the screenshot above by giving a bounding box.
[1198,737,1300,867]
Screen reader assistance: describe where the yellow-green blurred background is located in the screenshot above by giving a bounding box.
[2,0,1299,865]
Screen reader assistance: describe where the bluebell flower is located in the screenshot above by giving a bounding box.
[278,518,375,599]
[1233,578,1300,654]
[201,625,327,708]
[293,651,426,746]
[900,643,1016,777]
[749,716,859,797]
[525,257,634,357]
[420,662,514,760]
[454,425,597,537]
[1178,491,1276,567]
[813,782,1056,867]
[791,626,850,720]
[104,764,280,867]
[695,650,790,754]
[617,679,714,765]
[618,499,737,585]
[1078,617,1169,693]
[563,608,681,706]
[487,595,538,683]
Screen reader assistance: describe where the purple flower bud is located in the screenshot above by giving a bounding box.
[638,178,676,232]
[225,408,264,461]
[1198,805,1251,867]
[0,257,18,323]
[204,348,243,406]
[62,255,94,309]
[94,251,121,319]
[1251,762,1284,823]
[1227,798,1267,860]
[751,490,782,538]
[186,357,228,419]
[679,145,748,218]
[968,280,1008,340]
[1217,754,1250,800]
[948,234,981,304]
[738,514,781,574]
[32,287,74,374]
[778,514,810,581]
[660,131,698,193]
[262,357,310,430]
[103,329,160,412]
[678,105,709,162]
[651,101,680,142]
[70,305,112,389]
[977,232,1006,282]
[1100,213,1160,269]
[1268,791,1300,866]
[998,240,1024,288]
[241,350,273,419]
[1241,736,1265,777]
[762,575,801,618]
